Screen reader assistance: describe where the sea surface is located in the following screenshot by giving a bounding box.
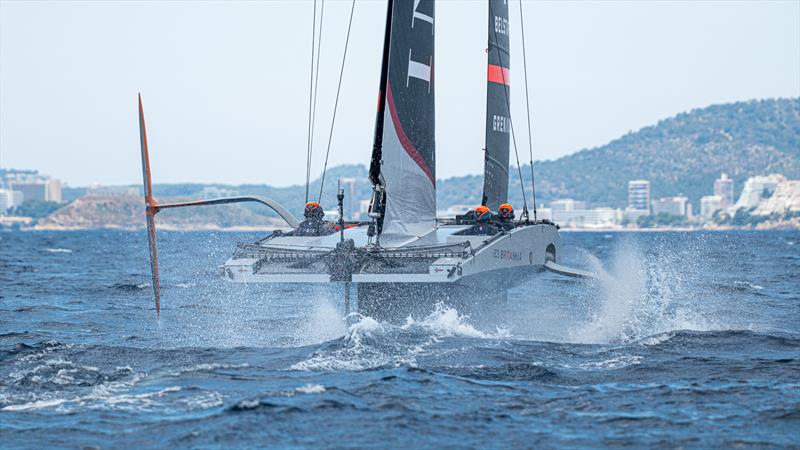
[1,230,798,448]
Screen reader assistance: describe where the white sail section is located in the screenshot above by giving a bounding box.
[380,101,437,239]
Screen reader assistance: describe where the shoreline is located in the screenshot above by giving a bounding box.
[2,224,797,233]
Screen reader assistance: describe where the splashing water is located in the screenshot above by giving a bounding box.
[571,237,716,344]
[290,304,506,372]
[293,301,349,346]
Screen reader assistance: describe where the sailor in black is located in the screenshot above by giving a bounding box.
[293,201,336,237]
[465,205,499,235]
[496,203,515,230]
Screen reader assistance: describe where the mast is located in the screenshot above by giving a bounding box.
[481,0,511,211]
[369,0,394,189]
[367,0,395,236]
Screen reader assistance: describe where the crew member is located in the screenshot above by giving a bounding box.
[497,203,515,230]
[463,209,478,223]
[466,205,499,235]
[293,201,336,236]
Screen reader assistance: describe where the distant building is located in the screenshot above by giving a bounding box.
[753,180,800,216]
[548,199,621,228]
[0,188,24,212]
[701,195,723,220]
[714,173,734,209]
[338,178,360,221]
[3,169,62,204]
[550,199,586,213]
[627,180,650,212]
[733,174,785,210]
[651,196,689,217]
[552,207,621,228]
[0,168,39,186]
[537,208,552,221]
[9,179,61,203]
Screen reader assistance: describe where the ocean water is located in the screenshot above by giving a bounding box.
[1,230,798,448]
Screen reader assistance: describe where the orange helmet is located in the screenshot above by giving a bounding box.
[498,203,514,220]
[475,205,491,222]
[304,201,323,219]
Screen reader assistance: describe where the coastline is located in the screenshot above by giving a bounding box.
[3,223,797,233]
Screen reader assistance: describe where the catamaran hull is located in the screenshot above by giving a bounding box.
[221,223,560,285]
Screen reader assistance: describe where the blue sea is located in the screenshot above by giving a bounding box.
[1,230,798,448]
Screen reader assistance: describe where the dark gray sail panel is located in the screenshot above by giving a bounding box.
[385,0,435,184]
[482,0,511,211]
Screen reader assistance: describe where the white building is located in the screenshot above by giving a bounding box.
[551,205,621,228]
[627,180,650,212]
[0,190,12,212]
[651,196,689,217]
[753,180,800,216]
[714,173,734,208]
[733,174,785,210]
[10,179,61,203]
[537,208,552,221]
[0,188,24,212]
[338,178,360,221]
[550,199,586,213]
[701,195,723,220]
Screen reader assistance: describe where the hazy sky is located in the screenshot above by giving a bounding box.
[1,0,798,187]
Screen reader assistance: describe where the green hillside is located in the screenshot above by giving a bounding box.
[56,98,800,226]
[500,98,799,209]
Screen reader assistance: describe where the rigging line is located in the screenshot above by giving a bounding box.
[304,0,318,203]
[318,0,356,203]
[518,0,537,221]
[489,0,529,222]
[310,0,326,161]
[308,0,325,202]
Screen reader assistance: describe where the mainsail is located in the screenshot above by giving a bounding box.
[369,0,436,238]
[481,0,511,211]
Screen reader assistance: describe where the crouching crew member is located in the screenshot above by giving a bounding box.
[497,203,515,230]
[293,201,337,236]
[466,205,499,235]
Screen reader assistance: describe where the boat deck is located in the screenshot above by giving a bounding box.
[221,223,561,285]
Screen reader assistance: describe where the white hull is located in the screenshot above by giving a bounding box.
[221,223,561,286]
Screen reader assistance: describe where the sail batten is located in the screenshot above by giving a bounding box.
[482,0,511,211]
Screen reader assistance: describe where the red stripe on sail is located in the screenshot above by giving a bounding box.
[487,64,510,86]
[386,85,435,185]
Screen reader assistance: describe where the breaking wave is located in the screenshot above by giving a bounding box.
[290,304,506,372]
[110,282,150,291]
[44,248,72,254]
[0,342,228,413]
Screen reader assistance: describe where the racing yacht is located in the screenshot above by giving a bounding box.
[138,0,586,320]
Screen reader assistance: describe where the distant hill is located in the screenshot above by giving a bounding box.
[47,98,800,228]
[500,98,799,209]
[299,98,800,212]
[36,196,288,230]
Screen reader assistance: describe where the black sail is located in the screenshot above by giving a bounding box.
[482,0,511,211]
[369,0,436,238]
